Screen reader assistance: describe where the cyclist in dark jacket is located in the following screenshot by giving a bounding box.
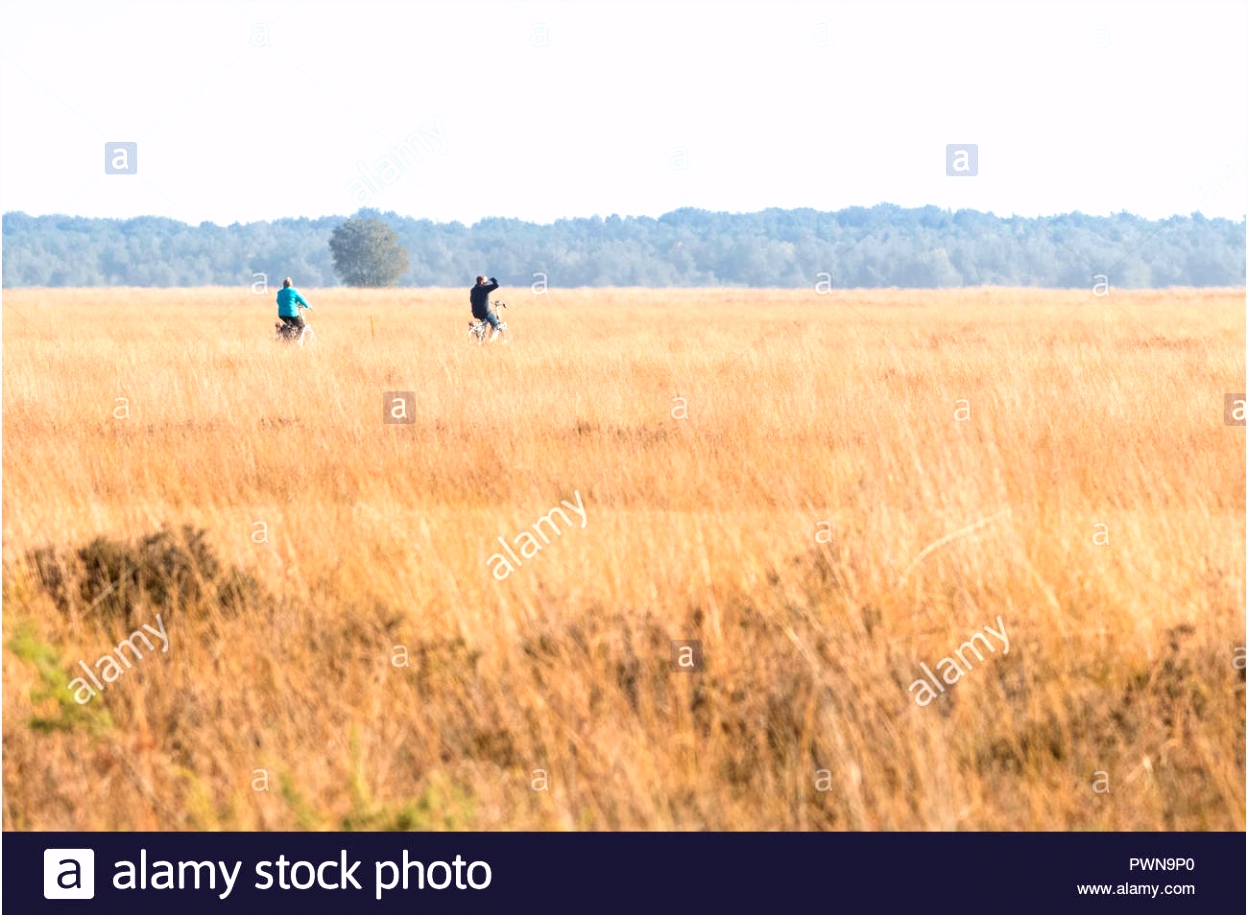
[470,275,501,340]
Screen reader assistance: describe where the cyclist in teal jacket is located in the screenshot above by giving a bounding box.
[276,278,312,333]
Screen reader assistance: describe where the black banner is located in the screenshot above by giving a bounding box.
[4,831,1244,914]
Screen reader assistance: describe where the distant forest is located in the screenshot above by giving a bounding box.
[3,205,1244,288]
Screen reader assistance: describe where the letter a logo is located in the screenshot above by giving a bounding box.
[383,390,416,425]
[44,848,95,899]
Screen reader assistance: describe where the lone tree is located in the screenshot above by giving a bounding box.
[329,216,410,287]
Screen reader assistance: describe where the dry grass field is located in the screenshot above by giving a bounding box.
[2,286,1244,831]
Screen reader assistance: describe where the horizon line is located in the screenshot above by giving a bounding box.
[4,204,1245,229]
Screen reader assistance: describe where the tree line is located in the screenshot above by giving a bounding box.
[3,205,1243,288]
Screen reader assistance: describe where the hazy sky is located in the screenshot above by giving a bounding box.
[1,0,1245,225]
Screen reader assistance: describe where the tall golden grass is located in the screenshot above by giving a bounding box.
[2,286,1244,830]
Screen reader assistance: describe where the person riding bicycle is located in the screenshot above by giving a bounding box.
[470,275,501,342]
[277,278,312,336]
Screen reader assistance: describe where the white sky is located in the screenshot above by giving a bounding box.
[1,0,1245,224]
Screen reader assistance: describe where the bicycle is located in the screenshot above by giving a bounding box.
[274,306,316,346]
[468,300,509,344]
